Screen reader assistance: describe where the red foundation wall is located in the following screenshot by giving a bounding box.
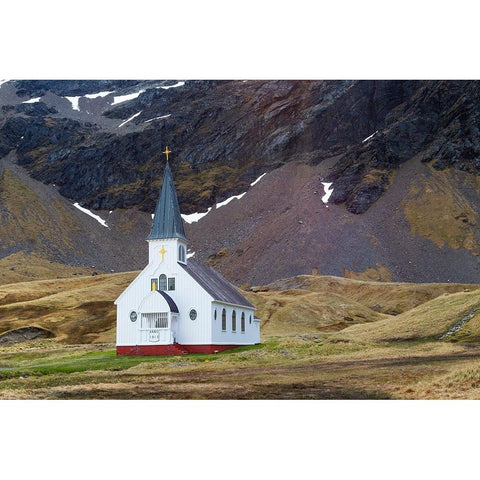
[116,344,240,356]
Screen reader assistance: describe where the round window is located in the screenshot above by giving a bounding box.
[189,309,197,321]
[130,311,137,322]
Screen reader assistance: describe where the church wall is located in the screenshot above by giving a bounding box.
[172,267,214,345]
[117,263,260,347]
[116,284,143,346]
[117,243,215,346]
[116,261,173,346]
[211,302,259,345]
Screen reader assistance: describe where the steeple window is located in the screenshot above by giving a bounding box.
[178,245,186,263]
[159,274,167,291]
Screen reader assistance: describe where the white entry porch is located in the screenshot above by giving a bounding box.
[138,312,178,345]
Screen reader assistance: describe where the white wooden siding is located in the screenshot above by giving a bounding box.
[211,302,259,345]
[116,237,259,347]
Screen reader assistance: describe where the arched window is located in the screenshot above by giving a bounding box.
[249,314,252,325]
[214,309,217,321]
[232,310,236,332]
[178,245,186,263]
[221,308,226,331]
[159,274,167,291]
[241,312,245,332]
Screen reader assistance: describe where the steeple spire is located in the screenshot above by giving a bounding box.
[147,160,187,242]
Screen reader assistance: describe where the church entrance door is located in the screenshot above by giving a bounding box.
[171,314,178,343]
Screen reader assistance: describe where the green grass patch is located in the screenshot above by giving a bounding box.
[0,343,267,380]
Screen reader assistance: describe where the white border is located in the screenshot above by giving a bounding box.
[2,2,479,479]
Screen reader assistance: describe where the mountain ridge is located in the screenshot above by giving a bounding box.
[0,80,479,285]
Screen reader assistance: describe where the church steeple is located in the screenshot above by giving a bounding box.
[147,158,187,242]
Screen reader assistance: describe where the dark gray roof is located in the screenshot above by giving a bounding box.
[147,162,187,242]
[180,260,254,308]
[157,290,179,313]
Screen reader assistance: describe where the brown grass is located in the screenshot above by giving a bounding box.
[0,271,137,343]
[1,270,478,346]
[335,289,480,343]
[0,252,99,285]
[1,269,480,399]
[402,167,479,253]
[2,337,480,399]
[243,288,388,334]
[343,263,393,282]
[250,274,479,316]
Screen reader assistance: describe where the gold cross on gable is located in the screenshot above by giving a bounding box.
[162,146,171,162]
[159,245,167,262]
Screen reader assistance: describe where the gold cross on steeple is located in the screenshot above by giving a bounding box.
[159,245,167,262]
[162,146,171,162]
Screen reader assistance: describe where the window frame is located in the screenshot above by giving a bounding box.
[178,244,186,263]
[159,274,167,291]
[168,277,175,291]
[221,308,227,331]
[141,312,168,329]
[232,310,236,332]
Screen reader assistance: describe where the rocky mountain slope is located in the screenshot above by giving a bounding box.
[0,79,479,284]
[0,152,151,275]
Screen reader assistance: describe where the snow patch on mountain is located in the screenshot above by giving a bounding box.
[362,131,378,143]
[144,114,171,123]
[181,207,212,224]
[181,173,266,224]
[158,81,185,90]
[112,90,145,105]
[321,182,334,204]
[216,192,247,209]
[65,96,81,111]
[85,91,114,99]
[250,172,267,186]
[22,97,42,104]
[118,111,142,128]
[73,203,109,228]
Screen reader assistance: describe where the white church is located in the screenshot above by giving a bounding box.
[115,152,260,355]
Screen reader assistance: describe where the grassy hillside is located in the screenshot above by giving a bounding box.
[0,272,478,345]
[334,289,480,343]
[0,252,99,285]
[1,272,480,399]
[0,272,137,343]
[245,275,479,332]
